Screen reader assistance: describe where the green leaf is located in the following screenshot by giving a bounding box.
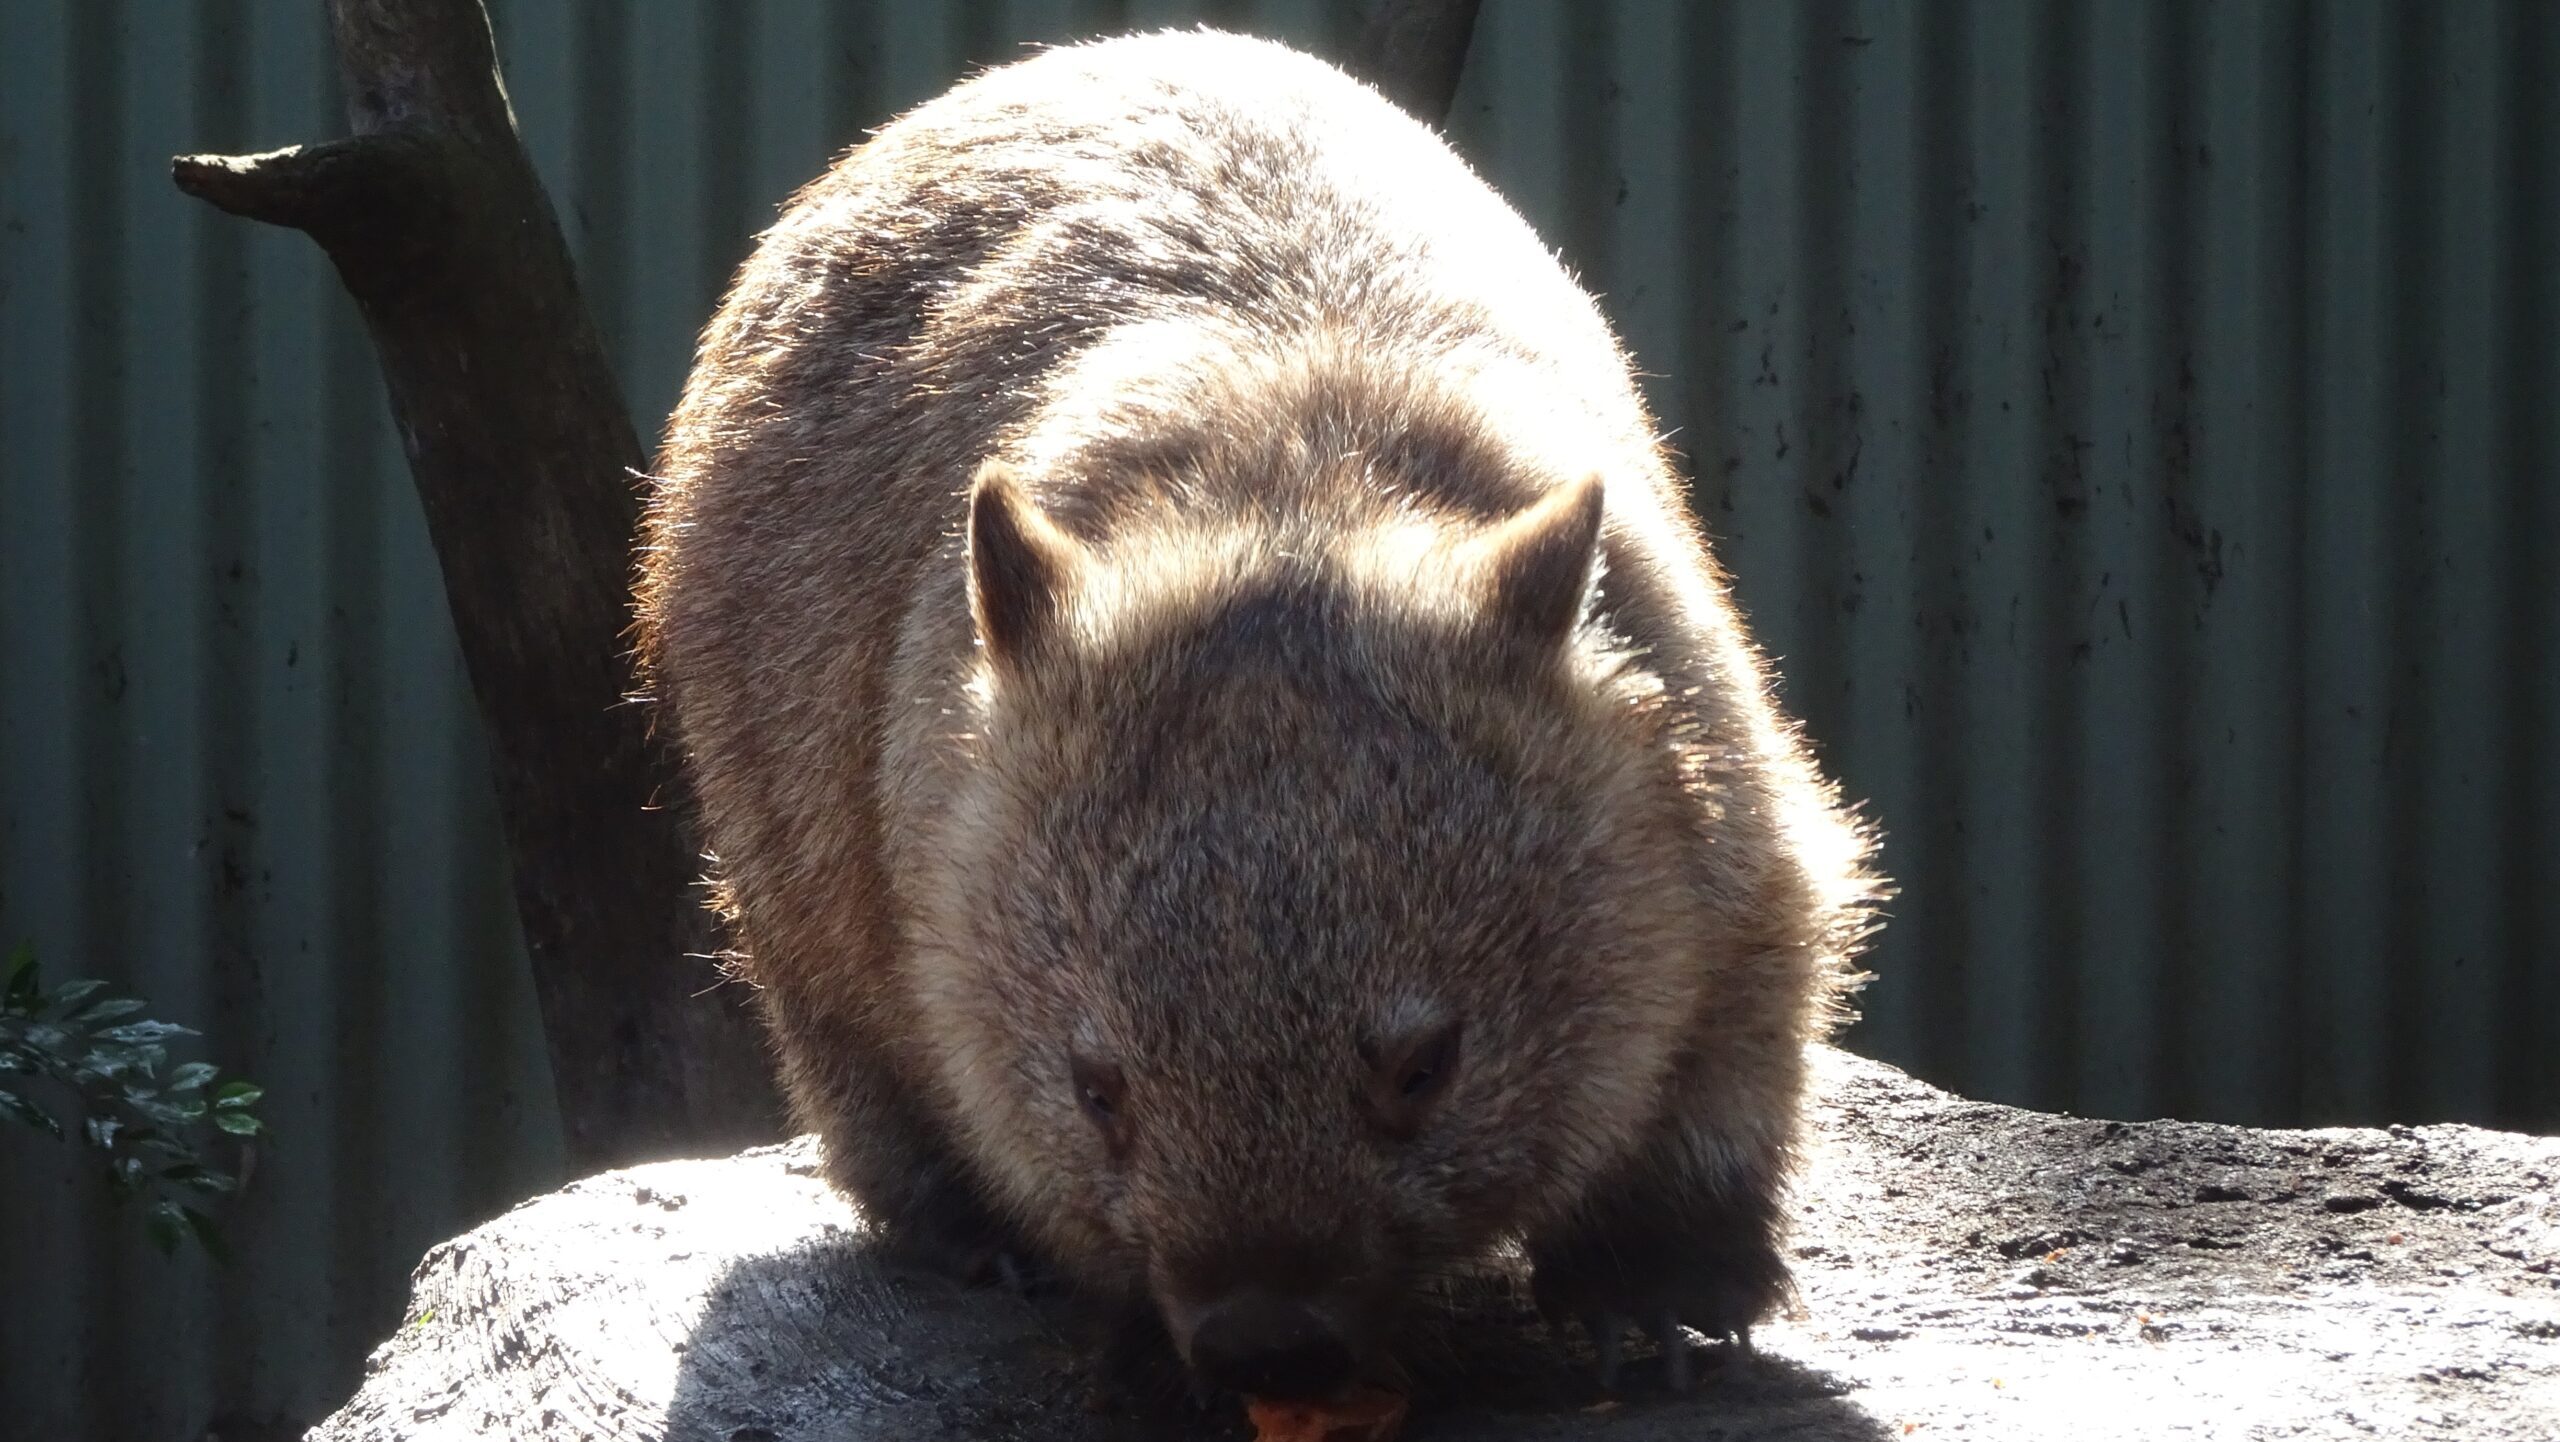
[145,1200,186,1255]
[130,1095,207,1129]
[71,996,146,1026]
[95,1020,195,1046]
[80,1040,148,1080]
[45,979,111,1018]
[2,947,38,1011]
[24,1022,80,1059]
[161,1163,237,1197]
[0,1084,62,1139]
[125,1129,190,1159]
[0,955,263,1259]
[167,1061,219,1093]
[181,1206,232,1265]
[89,1042,170,1082]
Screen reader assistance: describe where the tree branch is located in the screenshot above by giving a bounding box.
[170,0,781,1168]
[1353,0,1485,123]
[173,135,441,245]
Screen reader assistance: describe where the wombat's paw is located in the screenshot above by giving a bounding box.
[878,1215,1013,1287]
[874,1179,1041,1293]
[1528,1224,1781,1392]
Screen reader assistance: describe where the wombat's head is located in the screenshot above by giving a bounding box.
[909,460,1724,1398]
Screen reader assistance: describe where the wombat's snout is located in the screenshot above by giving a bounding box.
[1177,1289,1357,1399]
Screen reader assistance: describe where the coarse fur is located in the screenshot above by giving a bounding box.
[636,28,1882,1394]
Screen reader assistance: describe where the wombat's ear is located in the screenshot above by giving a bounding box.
[968,459,1085,667]
[1473,474,1604,647]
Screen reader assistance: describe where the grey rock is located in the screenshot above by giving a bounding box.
[310,1048,2560,1441]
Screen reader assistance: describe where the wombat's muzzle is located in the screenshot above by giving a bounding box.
[1176,1288,1357,1399]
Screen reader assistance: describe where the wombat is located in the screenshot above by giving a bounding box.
[636,29,1881,1403]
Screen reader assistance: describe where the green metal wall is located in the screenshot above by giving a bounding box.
[2,2,2553,1438]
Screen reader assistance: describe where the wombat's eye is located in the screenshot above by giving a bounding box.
[1366,1018,1462,1138]
[1070,1054,1128,1138]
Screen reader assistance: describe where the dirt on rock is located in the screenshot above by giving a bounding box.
[310,1049,2559,1441]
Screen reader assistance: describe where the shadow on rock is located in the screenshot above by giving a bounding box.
[667,1235,1896,1442]
[1390,1270,1896,1442]
[664,1230,1131,1442]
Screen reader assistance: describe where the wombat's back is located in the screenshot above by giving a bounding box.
[638,26,1754,995]
[660,34,1688,586]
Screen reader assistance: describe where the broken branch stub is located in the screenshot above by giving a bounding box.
[172,0,780,1168]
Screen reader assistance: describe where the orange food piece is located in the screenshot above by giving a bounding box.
[1245,1387,1409,1442]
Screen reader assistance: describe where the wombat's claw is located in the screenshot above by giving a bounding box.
[1583,1310,1714,1392]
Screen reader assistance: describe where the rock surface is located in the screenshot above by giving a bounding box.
[311,1049,2559,1441]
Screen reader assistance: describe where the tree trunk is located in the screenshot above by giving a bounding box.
[307,1049,2560,1442]
[1352,0,1485,122]
[171,0,781,1169]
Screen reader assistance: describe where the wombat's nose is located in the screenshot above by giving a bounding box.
[1184,1291,1355,1399]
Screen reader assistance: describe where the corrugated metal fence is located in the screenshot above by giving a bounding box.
[2,2,2553,1437]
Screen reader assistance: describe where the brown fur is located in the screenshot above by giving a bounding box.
[635,28,1881,1386]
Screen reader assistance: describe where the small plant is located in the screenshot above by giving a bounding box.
[0,944,265,1258]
